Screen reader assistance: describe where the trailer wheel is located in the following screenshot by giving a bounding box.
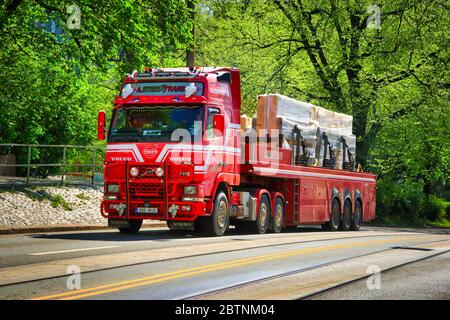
[272,197,285,233]
[118,219,142,234]
[339,200,352,231]
[322,199,340,231]
[350,200,362,231]
[201,191,229,236]
[252,194,270,234]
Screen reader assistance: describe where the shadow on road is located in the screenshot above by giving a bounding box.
[28,225,325,242]
[26,225,449,243]
[29,229,199,242]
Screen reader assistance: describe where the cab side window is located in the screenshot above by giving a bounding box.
[206,108,220,138]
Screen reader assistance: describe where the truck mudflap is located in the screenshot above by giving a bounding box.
[168,221,195,231]
[108,218,131,228]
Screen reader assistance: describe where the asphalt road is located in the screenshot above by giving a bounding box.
[0,225,449,300]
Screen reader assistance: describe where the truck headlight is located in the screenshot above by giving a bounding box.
[184,186,197,195]
[107,184,119,193]
[155,167,164,177]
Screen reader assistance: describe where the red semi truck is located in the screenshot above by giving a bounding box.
[98,67,376,236]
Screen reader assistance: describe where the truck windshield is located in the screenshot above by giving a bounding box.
[108,106,203,142]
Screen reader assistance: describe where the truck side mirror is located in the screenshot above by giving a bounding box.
[213,114,225,135]
[97,111,106,140]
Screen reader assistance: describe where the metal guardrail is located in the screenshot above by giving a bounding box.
[0,143,105,186]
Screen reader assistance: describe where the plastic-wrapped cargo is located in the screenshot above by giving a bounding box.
[240,114,253,131]
[256,94,355,169]
[314,128,356,170]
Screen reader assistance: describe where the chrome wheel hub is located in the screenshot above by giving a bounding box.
[217,200,227,229]
[275,204,282,226]
[259,203,268,228]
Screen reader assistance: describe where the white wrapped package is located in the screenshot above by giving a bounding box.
[316,106,353,136]
[256,94,356,169]
[314,128,356,169]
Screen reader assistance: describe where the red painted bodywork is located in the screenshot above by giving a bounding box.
[101,67,376,226]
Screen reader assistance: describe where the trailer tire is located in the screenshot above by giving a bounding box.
[252,194,270,234]
[118,219,142,234]
[322,199,340,231]
[339,200,352,231]
[272,197,285,233]
[350,200,362,231]
[201,191,229,236]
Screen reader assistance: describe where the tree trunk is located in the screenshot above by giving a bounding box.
[356,137,370,169]
[186,0,195,67]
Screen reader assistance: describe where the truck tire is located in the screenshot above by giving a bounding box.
[322,199,340,231]
[252,194,270,234]
[350,200,362,231]
[118,219,143,234]
[272,197,285,233]
[339,200,352,231]
[201,191,229,236]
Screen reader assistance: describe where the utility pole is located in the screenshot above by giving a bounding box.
[186,0,195,67]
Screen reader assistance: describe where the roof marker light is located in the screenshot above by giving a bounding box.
[121,84,133,98]
[185,83,197,97]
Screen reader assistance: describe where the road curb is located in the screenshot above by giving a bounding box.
[0,222,168,235]
[366,223,450,230]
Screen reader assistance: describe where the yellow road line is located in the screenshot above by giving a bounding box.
[31,235,440,300]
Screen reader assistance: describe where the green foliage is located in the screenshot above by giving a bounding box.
[1,1,448,225]
[196,0,449,225]
[0,0,193,144]
[50,194,73,211]
[0,0,193,166]
[76,192,90,201]
[376,177,427,224]
[426,196,450,223]
[376,179,450,227]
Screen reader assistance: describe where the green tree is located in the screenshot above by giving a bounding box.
[0,0,193,146]
[196,0,449,168]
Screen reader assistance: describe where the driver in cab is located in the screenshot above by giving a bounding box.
[129,112,146,134]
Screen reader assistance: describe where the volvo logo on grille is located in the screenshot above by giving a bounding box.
[143,144,158,158]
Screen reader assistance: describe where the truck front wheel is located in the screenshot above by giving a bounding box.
[118,219,143,234]
[201,191,229,236]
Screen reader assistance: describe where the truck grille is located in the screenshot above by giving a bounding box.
[134,166,161,178]
[130,183,164,197]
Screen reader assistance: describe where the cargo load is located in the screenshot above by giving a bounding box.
[254,94,356,169]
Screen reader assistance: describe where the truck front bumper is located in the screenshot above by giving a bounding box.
[101,199,209,221]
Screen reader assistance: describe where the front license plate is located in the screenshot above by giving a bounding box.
[135,207,158,214]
